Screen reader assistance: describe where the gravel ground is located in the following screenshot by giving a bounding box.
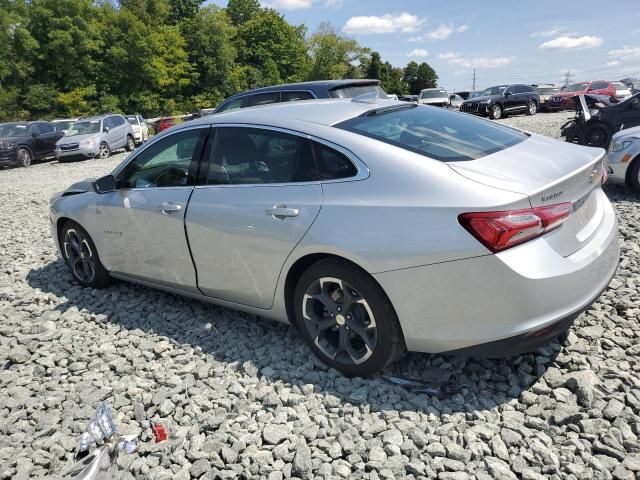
[1,114,640,480]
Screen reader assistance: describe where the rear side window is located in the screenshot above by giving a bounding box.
[590,82,609,90]
[40,123,55,133]
[281,91,314,102]
[336,105,528,162]
[313,143,357,180]
[515,85,530,93]
[330,84,387,99]
[247,92,279,107]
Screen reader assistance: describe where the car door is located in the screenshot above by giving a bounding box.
[113,115,127,148]
[622,95,640,129]
[26,124,44,157]
[40,122,64,155]
[503,86,517,111]
[94,126,208,291]
[186,125,322,309]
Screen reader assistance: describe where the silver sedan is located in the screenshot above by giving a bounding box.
[49,99,619,376]
[606,125,640,193]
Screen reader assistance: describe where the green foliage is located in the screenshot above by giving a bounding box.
[0,0,438,121]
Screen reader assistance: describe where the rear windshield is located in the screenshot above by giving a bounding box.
[336,105,528,162]
[329,84,387,99]
[126,116,138,124]
[537,87,559,94]
[420,90,448,99]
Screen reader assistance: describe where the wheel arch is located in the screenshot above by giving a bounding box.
[625,152,640,185]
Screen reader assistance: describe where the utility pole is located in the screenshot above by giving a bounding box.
[472,69,476,92]
[561,70,574,88]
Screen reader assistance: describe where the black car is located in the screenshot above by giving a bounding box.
[459,84,540,119]
[0,121,64,168]
[398,95,418,102]
[215,79,387,113]
[561,93,640,148]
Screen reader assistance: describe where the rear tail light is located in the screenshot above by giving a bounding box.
[458,202,572,253]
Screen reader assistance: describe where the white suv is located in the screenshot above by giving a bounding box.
[125,114,149,145]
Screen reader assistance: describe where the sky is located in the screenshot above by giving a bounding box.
[207,0,640,92]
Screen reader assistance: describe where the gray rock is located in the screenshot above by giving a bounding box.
[8,347,30,364]
[292,441,312,479]
[189,459,211,478]
[604,399,625,420]
[263,424,289,445]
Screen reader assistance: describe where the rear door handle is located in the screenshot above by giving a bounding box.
[158,202,183,214]
[266,205,299,219]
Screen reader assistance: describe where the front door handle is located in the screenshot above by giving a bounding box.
[158,202,182,214]
[266,205,299,219]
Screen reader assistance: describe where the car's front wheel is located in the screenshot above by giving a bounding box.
[489,104,502,120]
[627,156,640,194]
[60,221,111,288]
[17,148,32,167]
[294,258,404,377]
[579,122,612,148]
[526,100,537,116]
[98,142,110,159]
[126,135,135,152]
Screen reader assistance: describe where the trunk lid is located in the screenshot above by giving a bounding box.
[450,134,606,257]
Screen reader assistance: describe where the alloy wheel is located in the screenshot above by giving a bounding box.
[127,137,135,150]
[529,102,537,115]
[18,149,32,167]
[301,277,377,366]
[492,105,502,119]
[63,228,96,284]
[99,143,110,159]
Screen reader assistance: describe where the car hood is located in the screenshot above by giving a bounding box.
[463,94,500,103]
[57,133,99,145]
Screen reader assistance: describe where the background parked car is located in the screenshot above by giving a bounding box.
[125,114,149,145]
[460,84,539,119]
[51,118,79,134]
[606,125,640,193]
[398,95,418,103]
[55,114,135,162]
[613,81,632,100]
[547,81,617,111]
[418,88,449,107]
[0,121,63,167]
[532,84,560,111]
[454,91,481,100]
[215,79,387,113]
[448,94,464,109]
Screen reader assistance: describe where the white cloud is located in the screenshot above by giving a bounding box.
[530,26,565,38]
[438,52,513,69]
[324,0,342,6]
[426,23,468,40]
[606,60,621,67]
[262,0,314,9]
[407,48,429,58]
[609,46,640,59]
[342,13,425,35]
[539,35,603,50]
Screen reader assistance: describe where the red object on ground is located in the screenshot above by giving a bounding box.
[151,422,168,442]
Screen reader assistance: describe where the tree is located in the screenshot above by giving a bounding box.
[226,0,260,26]
[404,61,438,94]
[365,51,382,80]
[307,22,365,81]
[168,0,205,23]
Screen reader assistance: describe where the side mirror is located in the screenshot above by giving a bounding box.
[104,126,110,133]
[93,174,116,194]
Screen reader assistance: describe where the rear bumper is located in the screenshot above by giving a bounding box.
[374,195,619,354]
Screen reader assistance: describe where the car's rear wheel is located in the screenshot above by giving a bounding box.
[60,221,111,288]
[294,258,404,377]
[526,101,537,116]
[627,156,640,194]
[126,135,135,152]
[579,122,612,148]
[17,148,32,167]
[98,142,110,159]
[489,104,502,120]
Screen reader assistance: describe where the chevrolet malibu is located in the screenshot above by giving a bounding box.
[49,99,619,377]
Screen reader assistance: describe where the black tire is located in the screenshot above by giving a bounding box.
[627,156,640,194]
[126,135,135,152]
[60,221,111,289]
[17,148,32,167]
[293,258,405,377]
[98,142,110,159]
[489,104,503,120]
[578,122,612,148]
[526,100,537,116]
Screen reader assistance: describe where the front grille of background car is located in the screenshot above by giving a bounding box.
[59,143,79,151]
[460,103,479,113]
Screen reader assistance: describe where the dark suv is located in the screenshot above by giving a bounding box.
[460,84,540,119]
[0,121,64,168]
[215,79,387,113]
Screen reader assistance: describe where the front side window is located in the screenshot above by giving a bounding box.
[114,116,126,126]
[590,82,610,90]
[119,128,203,189]
[281,91,314,102]
[206,127,317,185]
[336,104,528,162]
[28,124,43,136]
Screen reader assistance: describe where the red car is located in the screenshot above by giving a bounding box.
[547,80,617,111]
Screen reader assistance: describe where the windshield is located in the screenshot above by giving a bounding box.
[566,82,589,92]
[420,90,448,99]
[613,82,629,90]
[336,104,528,162]
[66,120,101,137]
[479,86,507,97]
[330,84,387,99]
[126,116,138,125]
[537,87,559,95]
[0,125,27,137]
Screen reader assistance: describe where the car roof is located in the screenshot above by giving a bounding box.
[187,98,406,129]
[223,79,380,100]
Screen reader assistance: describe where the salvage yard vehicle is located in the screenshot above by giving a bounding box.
[55,114,135,162]
[448,94,464,110]
[50,98,619,376]
[0,121,63,168]
[215,79,387,113]
[548,81,617,111]
[606,125,640,193]
[562,93,640,148]
[418,88,449,107]
[532,84,560,111]
[613,82,632,100]
[125,114,149,145]
[460,84,539,119]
